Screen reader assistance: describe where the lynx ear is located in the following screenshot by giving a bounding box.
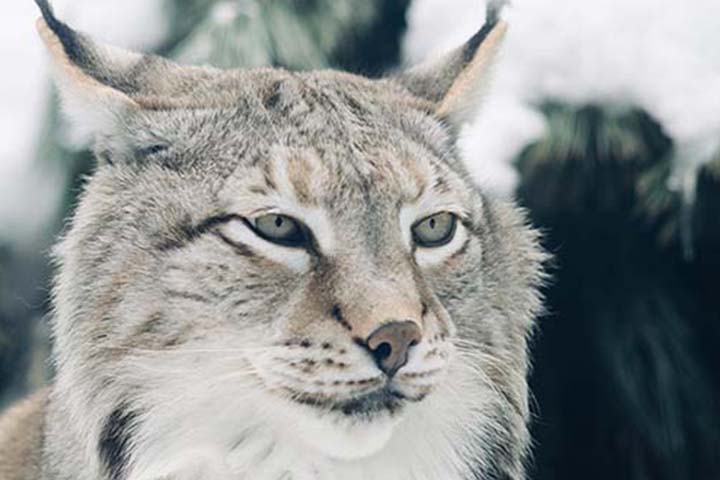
[35,0,218,144]
[35,0,143,140]
[396,0,508,130]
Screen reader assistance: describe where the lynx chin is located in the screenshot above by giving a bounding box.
[0,1,546,479]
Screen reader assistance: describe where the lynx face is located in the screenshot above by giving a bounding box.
[166,125,474,460]
[36,1,545,479]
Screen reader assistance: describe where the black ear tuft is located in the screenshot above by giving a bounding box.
[35,0,86,65]
[462,0,508,64]
[486,0,508,26]
[394,0,509,129]
[34,0,55,23]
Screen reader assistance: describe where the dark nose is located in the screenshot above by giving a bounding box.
[364,321,422,377]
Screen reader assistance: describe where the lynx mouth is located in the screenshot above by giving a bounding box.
[289,385,427,419]
[333,387,407,417]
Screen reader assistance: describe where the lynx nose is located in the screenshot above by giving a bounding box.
[365,321,422,377]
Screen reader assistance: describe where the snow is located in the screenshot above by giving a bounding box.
[404,0,720,196]
[0,1,52,241]
[211,2,241,26]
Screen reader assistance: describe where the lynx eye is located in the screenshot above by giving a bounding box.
[251,214,306,247]
[412,212,457,248]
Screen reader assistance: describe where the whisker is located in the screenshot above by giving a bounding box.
[97,345,289,355]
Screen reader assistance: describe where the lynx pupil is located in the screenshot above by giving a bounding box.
[253,214,305,246]
[412,212,457,248]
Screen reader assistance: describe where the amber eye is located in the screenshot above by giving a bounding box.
[251,214,306,247]
[412,212,457,248]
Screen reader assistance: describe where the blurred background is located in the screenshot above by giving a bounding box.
[1,0,719,478]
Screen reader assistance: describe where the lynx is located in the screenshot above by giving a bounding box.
[0,1,545,479]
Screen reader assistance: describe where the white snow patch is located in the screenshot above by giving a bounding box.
[211,2,240,25]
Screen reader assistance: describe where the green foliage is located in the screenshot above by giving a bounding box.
[516,102,676,223]
[518,102,720,480]
[693,154,720,264]
[164,0,380,69]
[0,244,35,409]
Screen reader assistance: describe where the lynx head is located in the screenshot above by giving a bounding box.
[37,1,545,479]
